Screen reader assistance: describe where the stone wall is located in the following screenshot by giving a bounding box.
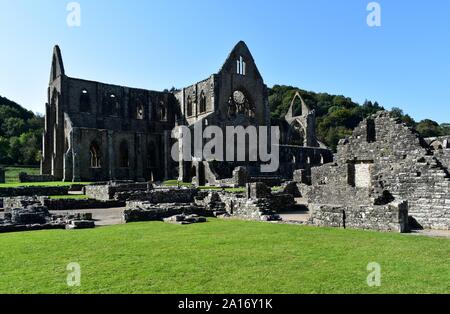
[194,183,294,221]
[434,149,450,171]
[0,186,69,198]
[124,202,212,223]
[19,172,56,183]
[42,198,125,211]
[115,187,198,203]
[307,111,450,230]
[84,182,148,200]
[309,201,409,233]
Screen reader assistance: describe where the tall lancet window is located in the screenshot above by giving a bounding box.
[237,56,246,75]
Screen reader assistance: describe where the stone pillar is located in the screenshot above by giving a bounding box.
[71,129,81,182]
[163,130,171,180]
[246,182,271,200]
[108,130,115,180]
[71,152,80,182]
[233,166,248,187]
[63,150,73,182]
[136,133,145,182]
[0,168,5,183]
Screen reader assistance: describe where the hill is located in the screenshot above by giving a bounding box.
[269,85,450,151]
[0,96,44,165]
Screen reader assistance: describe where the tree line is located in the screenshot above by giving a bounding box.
[269,85,450,151]
[0,96,44,165]
[1,87,449,166]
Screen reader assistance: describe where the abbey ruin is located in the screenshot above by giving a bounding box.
[1,41,449,234]
[41,41,331,184]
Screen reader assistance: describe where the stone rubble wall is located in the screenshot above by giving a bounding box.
[115,188,198,203]
[434,149,450,171]
[124,202,213,223]
[307,111,450,230]
[42,198,125,211]
[309,201,409,233]
[3,196,124,211]
[84,183,149,200]
[195,183,294,221]
[19,172,57,183]
[0,204,95,233]
[0,186,70,198]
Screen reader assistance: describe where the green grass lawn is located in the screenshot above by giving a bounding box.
[0,219,448,294]
[0,166,91,188]
[3,166,40,183]
[48,195,89,200]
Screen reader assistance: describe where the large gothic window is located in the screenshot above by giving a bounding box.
[160,101,167,121]
[292,94,303,116]
[119,141,129,168]
[187,97,193,117]
[199,91,206,113]
[236,56,246,75]
[288,121,305,146]
[136,104,144,120]
[89,142,101,168]
[80,89,90,113]
[103,93,120,116]
[227,90,255,118]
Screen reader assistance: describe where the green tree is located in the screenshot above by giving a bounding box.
[2,117,26,137]
[416,119,442,138]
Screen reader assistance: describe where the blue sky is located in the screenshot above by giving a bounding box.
[1,0,449,122]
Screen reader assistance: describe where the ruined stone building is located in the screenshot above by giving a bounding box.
[41,46,178,182]
[173,42,331,185]
[41,42,332,183]
[306,111,450,231]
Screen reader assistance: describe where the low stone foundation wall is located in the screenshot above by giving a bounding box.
[19,172,56,183]
[0,186,69,197]
[309,201,409,232]
[116,188,198,203]
[84,183,149,200]
[0,204,95,234]
[124,202,213,223]
[42,198,125,211]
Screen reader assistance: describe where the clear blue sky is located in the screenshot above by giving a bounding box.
[1,0,449,123]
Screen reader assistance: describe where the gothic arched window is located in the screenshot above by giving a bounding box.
[89,142,101,168]
[160,101,167,121]
[80,89,90,112]
[119,141,129,168]
[199,91,206,113]
[187,97,193,117]
[137,104,144,120]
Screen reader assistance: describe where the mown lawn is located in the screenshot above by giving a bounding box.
[0,219,448,294]
[0,167,91,188]
[3,166,40,183]
[49,195,89,200]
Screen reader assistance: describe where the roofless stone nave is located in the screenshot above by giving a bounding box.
[41,41,331,184]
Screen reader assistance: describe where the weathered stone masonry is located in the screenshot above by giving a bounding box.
[41,42,333,185]
[307,111,450,231]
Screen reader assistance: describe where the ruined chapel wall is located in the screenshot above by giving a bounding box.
[309,112,450,230]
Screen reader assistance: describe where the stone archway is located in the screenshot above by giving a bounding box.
[287,120,306,146]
